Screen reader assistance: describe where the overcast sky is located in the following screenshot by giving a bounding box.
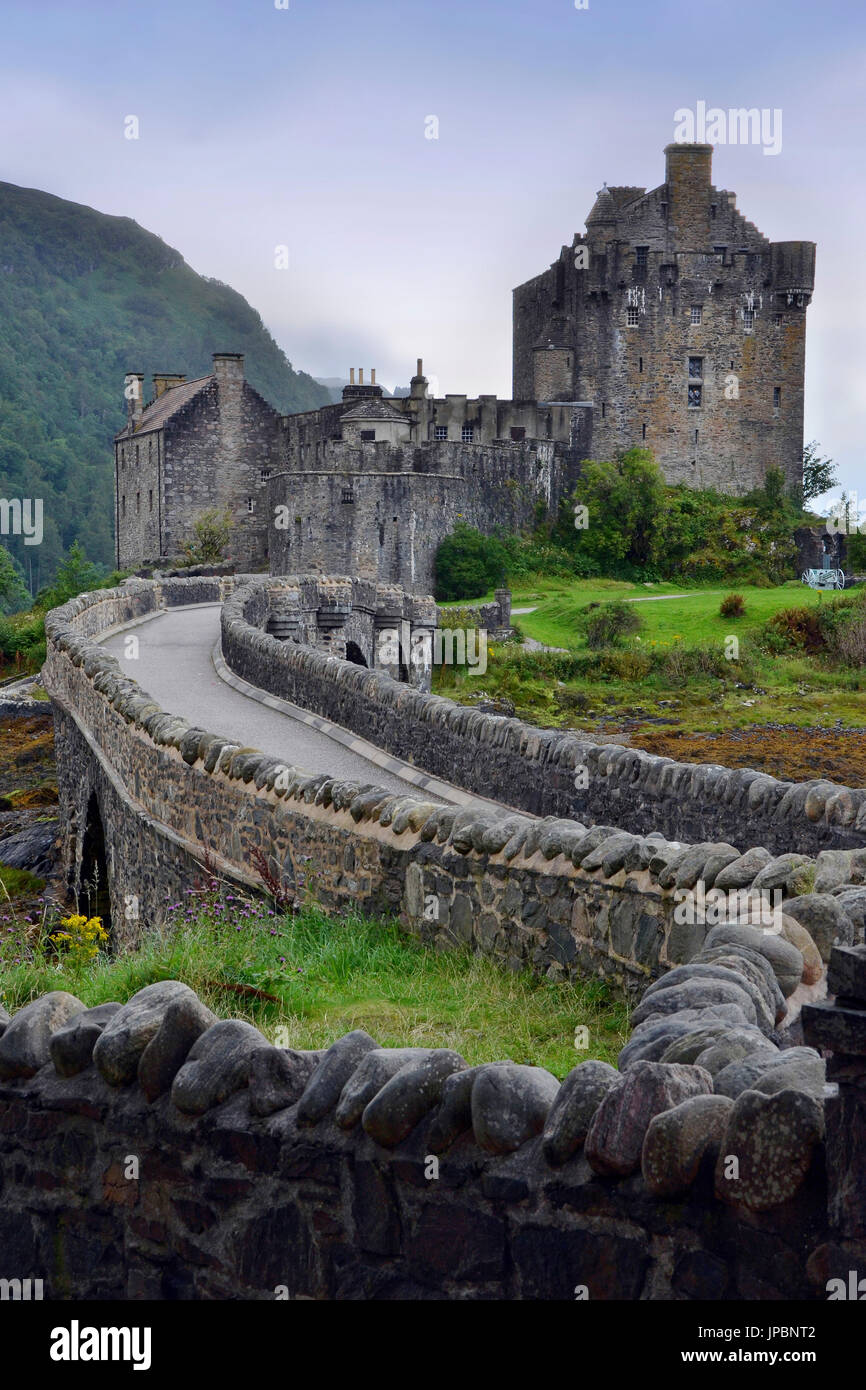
[1,0,863,495]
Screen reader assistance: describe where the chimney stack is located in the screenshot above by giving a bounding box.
[371,368,376,385]
[212,353,245,390]
[125,372,145,429]
[664,143,713,249]
[349,368,355,385]
[153,373,186,400]
[359,368,364,385]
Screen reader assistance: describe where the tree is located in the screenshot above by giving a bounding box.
[0,545,31,614]
[570,448,666,572]
[802,441,838,504]
[434,524,507,602]
[181,508,232,565]
[36,539,103,608]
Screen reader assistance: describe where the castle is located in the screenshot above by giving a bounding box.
[115,143,815,589]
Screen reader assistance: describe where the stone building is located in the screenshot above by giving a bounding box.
[114,354,283,571]
[513,143,815,493]
[115,143,815,587]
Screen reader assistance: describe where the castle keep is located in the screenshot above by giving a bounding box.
[115,144,815,586]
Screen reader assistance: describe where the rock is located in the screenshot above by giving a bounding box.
[49,1003,122,1078]
[714,1087,824,1211]
[249,1047,327,1118]
[752,1053,826,1099]
[714,1046,824,1100]
[751,854,814,897]
[659,1024,741,1065]
[137,994,217,1102]
[296,1029,378,1124]
[585,1060,713,1177]
[93,981,200,1086]
[801,999,866,1056]
[0,1003,9,1038]
[713,847,772,891]
[783,895,854,963]
[471,1063,560,1154]
[170,1019,269,1115]
[632,977,758,1029]
[426,1064,498,1152]
[618,1007,751,1069]
[778,917,823,987]
[0,819,59,877]
[642,1094,733,1197]
[701,845,742,889]
[335,1048,434,1129]
[362,1050,467,1148]
[832,889,866,935]
[691,945,787,1025]
[827,943,866,1003]
[641,964,773,1033]
[0,991,86,1079]
[542,1060,620,1165]
[694,1030,778,1077]
[703,924,804,997]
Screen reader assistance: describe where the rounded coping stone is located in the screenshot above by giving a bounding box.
[585,1060,713,1178]
[632,977,759,1030]
[138,994,218,1103]
[426,1063,512,1153]
[471,1062,560,1155]
[335,1048,436,1129]
[49,1003,123,1079]
[296,1030,379,1124]
[249,1047,327,1118]
[361,1050,468,1148]
[542,1060,620,1166]
[713,1086,825,1211]
[92,981,200,1087]
[170,1019,270,1116]
[713,1046,825,1101]
[642,1093,734,1197]
[0,992,86,1080]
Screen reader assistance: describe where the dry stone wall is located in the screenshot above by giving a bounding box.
[1,940,864,1301]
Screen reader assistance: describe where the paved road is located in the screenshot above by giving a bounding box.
[100,605,459,803]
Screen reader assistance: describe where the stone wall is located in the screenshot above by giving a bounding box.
[0,936,861,1301]
[222,580,866,857]
[44,581,865,994]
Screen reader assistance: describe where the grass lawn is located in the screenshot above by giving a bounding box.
[436,577,866,778]
[0,893,628,1077]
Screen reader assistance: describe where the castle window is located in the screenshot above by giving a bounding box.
[642,423,647,441]
[627,306,640,326]
[461,425,475,443]
[688,356,703,379]
[743,309,755,330]
[710,203,717,218]
[247,497,254,512]
[639,357,643,373]
[601,402,606,419]
[510,427,526,442]
[659,202,667,217]
[135,446,139,466]
[714,245,727,261]
[774,387,781,408]
[341,487,354,503]
[690,305,703,325]
[149,489,153,512]
[121,495,126,518]
[260,469,271,481]
[360,430,376,442]
[434,425,448,441]
[135,492,140,513]
[635,246,649,267]
[688,384,702,408]
[774,314,783,325]
[694,428,699,444]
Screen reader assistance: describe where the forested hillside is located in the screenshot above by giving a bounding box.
[0,180,329,590]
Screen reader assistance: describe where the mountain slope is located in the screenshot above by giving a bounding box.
[0,180,330,588]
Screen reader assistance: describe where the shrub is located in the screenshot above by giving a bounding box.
[434,524,507,602]
[720,592,746,619]
[181,508,232,565]
[583,601,643,649]
[601,649,652,681]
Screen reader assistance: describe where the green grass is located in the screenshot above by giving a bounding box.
[0,897,628,1076]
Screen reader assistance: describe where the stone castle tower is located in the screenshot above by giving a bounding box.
[512,143,815,493]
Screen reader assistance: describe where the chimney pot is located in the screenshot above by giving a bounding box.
[417,358,423,377]
[371,368,376,385]
[350,368,355,384]
[359,368,364,385]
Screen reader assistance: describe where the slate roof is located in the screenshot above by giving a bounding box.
[341,397,407,423]
[115,374,212,440]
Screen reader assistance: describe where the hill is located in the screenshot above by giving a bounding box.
[0,180,330,589]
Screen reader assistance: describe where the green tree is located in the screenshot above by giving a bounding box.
[802,442,838,504]
[434,524,507,602]
[570,448,666,573]
[36,540,103,608]
[0,545,30,614]
[182,508,232,565]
